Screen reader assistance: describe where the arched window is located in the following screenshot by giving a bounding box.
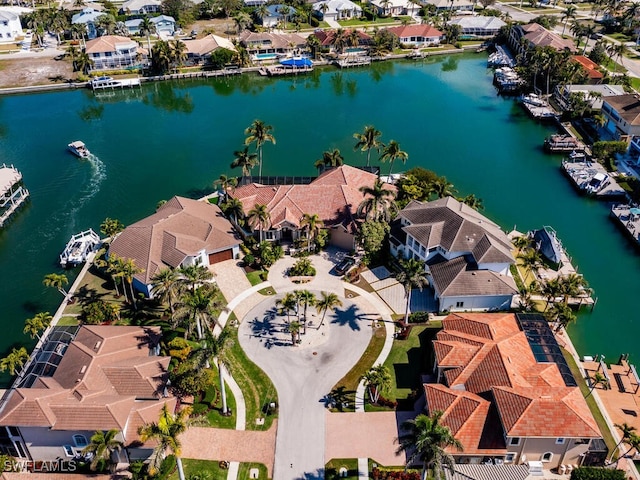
[541,452,553,463]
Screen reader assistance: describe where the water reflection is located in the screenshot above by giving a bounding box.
[78,104,105,122]
[143,82,195,113]
[369,60,394,82]
[441,56,459,72]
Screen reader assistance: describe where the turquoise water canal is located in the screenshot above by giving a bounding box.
[0,54,636,384]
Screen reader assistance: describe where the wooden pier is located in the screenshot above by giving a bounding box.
[0,164,29,227]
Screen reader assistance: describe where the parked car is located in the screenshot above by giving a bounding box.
[335,256,356,276]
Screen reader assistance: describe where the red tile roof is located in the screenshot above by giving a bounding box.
[572,55,604,79]
[313,29,372,47]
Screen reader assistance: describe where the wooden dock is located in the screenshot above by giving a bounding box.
[544,133,584,153]
[611,204,640,247]
[562,159,626,199]
[0,164,29,228]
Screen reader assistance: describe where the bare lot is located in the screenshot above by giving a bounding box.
[0,56,75,89]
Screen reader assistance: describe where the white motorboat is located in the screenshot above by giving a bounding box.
[68,141,90,158]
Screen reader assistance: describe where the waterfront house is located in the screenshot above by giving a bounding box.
[447,15,506,38]
[422,0,473,12]
[554,84,625,112]
[229,165,394,251]
[108,196,241,298]
[312,0,363,21]
[71,7,103,40]
[183,34,237,65]
[125,15,175,35]
[390,197,517,312]
[370,0,420,17]
[509,23,576,58]
[312,29,372,53]
[601,94,640,140]
[0,325,175,465]
[239,30,305,56]
[386,24,442,46]
[84,35,146,70]
[261,5,297,28]
[427,312,605,470]
[120,0,162,15]
[0,9,23,44]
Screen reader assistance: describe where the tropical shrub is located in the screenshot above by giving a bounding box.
[289,258,316,277]
[408,311,430,323]
[570,467,626,480]
[372,468,420,480]
[167,337,192,361]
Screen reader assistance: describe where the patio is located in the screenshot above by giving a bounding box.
[361,266,438,315]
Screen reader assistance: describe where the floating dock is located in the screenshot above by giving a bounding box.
[520,94,558,121]
[90,76,141,90]
[0,164,29,227]
[611,204,640,246]
[544,134,584,153]
[562,159,626,199]
[258,66,313,76]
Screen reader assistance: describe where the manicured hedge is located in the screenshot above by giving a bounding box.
[570,466,626,480]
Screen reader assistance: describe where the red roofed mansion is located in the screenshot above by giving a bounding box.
[109,196,241,297]
[427,312,606,469]
[0,326,175,464]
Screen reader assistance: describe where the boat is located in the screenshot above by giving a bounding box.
[531,226,563,265]
[68,141,90,158]
[59,229,101,267]
[585,172,610,195]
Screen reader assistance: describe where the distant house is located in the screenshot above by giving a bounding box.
[120,0,162,14]
[370,0,420,17]
[108,196,241,298]
[312,0,362,21]
[261,4,297,28]
[0,325,175,464]
[390,197,517,312]
[554,84,625,111]
[571,55,603,84]
[182,33,237,64]
[386,24,443,46]
[229,165,394,251]
[125,14,176,35]
[84,35,145,70]
[239,30,306,56]
[71,7,103,39]
[509,23,576,58]
[428,312,606,469]
[0,9,23,43]
[244,0,268,6]
[423,0,473,12]
[448,15,506,38]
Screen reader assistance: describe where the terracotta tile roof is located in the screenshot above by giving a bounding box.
[387,25,443,39]
[520,23,576,52]
[230,165,395,232]
[184,34,236,56]
[0,326,174,444]
[432,313,601,443]
[312,29,371,47]
[85,35,138,54]
[109,196,241,284]
[572,55,604,80]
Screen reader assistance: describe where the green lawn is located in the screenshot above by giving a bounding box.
[225,326,278,430]
[62,265,126,316]
[561,347,616,454]
[326,458,359,480]
[631,77,640,93]
[246,270,268,286]
[167,459,227,480]
[238,463,270,480]
[192,374,237,429]
[383,325,438,406]
[57,316,80,326]
[331,323,387,411]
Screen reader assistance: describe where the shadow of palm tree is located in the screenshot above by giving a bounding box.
[72,284,105,306]
[330,304,376,331]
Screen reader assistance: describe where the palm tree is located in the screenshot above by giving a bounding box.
[23,312,52,340]
[362,364,392,404]
[195,328,231,415]
[380,140,408,178]
[119,258,145,306]
[221,197,245,224]
[247,204,271,242]
[430,177,457,199]
[233,11,252,32]
[231,146,258,178]
[100,217,125,239]
[583,24,597,54]
[139,16,156,56]
[314,148,344,171]
[459,194,484,211]
[517,248,541,283]
[316,291,343,327]
[332,28,348,54]
[561,5,578,36]
[547,302,576,332]
[306,34,321,59]
[213,174,238,199]
[611,423,637,461]
[396,258,428,325]
[151,268,180,315]
[586,371,608,398]
[138,404,193,480]
[558,273,588,306]
[300,213,323,252]
[297,290,316,334]
[244,120,276,180]
[541,277,562,311]
[75,51,94,75]
[82,429,124,472]
[43,273,69,298]
[169,40,187,72]
[276,292,298,323]
[357,178,397,222]
[175,284,222,340]
[177,265,214,293]
[620,433,640,463]
[0,347,29,376]
[353,125,383,167]
[396,411,463,480]
[289,320,302,345]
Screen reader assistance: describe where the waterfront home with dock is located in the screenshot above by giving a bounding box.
[562,158,626,198]
[239,31,305,58]
[84,35,147,71]
[448,15,506,39]
[508,23,577,59]
[611,204,640,246]
[0,164,28,228]
[386,24,443,47]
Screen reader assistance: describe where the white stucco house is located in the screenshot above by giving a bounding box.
[370,0,420,17]
[125,14,176,35]
[120,0,162,14]
[71,8,103,39]
[386,24,443,46]
[448,15,506,38]
[0,9,23,43]
[312,0,362,21]
[390,196,517,313]
[84,34,146,70]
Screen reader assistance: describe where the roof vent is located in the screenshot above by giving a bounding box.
[94,341,102,351]
[79,365,87,375]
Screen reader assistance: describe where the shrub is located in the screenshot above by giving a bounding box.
[372,467,420,480]
[570,467,626,480]
[408,311,430,323]
[290,258,316,276]
[243,254,255,267]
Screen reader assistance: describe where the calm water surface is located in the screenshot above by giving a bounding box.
[0,54,635,384]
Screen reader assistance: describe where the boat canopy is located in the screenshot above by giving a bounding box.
[279,57,312,68]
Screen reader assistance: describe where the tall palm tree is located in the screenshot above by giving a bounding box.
[0,347,29,376]
[397,411,463,480]
[169,40,187,71]
[611,423,637,461]
[231,146,258,178]
[23,312,52,340]
[316,291,343,327]
[397,258,428,325]
[100,217,125,239]
[357,178,397,222]
[119,258,145,306]
[213,174,238,199]
[138,404,193,480]
[151,268,180,315]
[289,320,302,345]
[247,204,271,242]
[194,328,231,414]
[558,273,588,306]
[221,197,245,224]
[314,148,344,170]
[139,16,156,56]
[297,290,316,334]
[177,265,214,293]
[244,120,276,180]
[332,28,348,54]
[541,277,562,311]
[175,284,222,340]
[380,140,408,178]
[430,177,457,199]
[43,273,69,298]
[561,5,578,35]
[353,125,383,167]
[459,194,483,211]
[82,429,124,472]
[517,248,541,283]
[276,292,298,323]
[362,364,392,404]
[300,213,323,252]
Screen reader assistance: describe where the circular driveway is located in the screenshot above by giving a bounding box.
[238,292,379,480]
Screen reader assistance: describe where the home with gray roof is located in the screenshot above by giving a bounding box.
[261,4,297,28]
[109,196,241,298]
[71,7,103,39]
[120,0,162,14]
[125,14,176,35]
[448,15,506,38]
[390,197,517,313]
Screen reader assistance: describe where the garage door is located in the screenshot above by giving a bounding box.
[208,249,233,264]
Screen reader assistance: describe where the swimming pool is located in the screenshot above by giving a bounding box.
[254,53,279,61]
[345,47,367,54]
